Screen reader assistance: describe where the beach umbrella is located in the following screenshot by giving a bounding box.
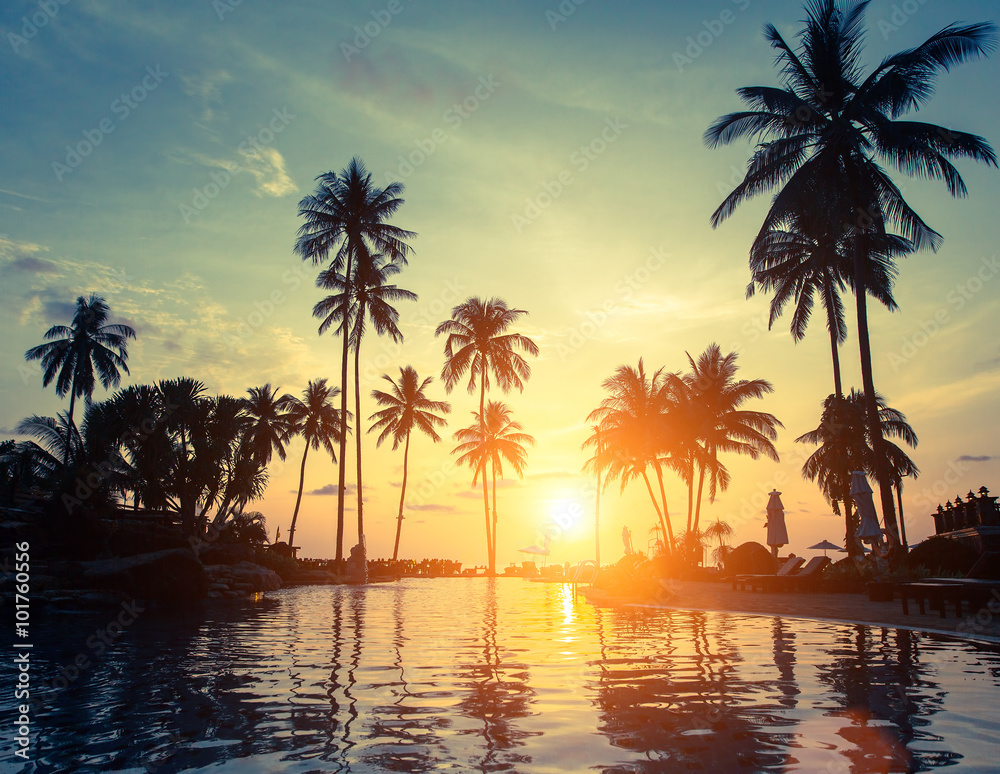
[519,531,552,565]
[765,490,788,558]
[808,539,844,557]
[850,471,883,545]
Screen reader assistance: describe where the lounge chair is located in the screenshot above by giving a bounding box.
[764,555,832,592]
[733,556,805,592]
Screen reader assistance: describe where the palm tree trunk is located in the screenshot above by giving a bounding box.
[829,327,843,400]
[353,316,365,544]
[693,463,706,534]
[653,462,674,555]
[823,268,844,400]
[288,444,309,551]
[595,444,601,568]
[641,469,669,553]
[479,379,492,575]
[335,252,354,564]
[852,251,901,549]
[64,387,78,467]
[392,432,410,561]
[491,462,498,574]
[686,458,694,535]
[896,479,908,549]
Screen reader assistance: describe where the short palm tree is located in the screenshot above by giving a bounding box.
[797,389,917,557]
[587,360,680,554]
[684,344,782,534]
[24,295,136,464]
[242,384,296,467]
[284,379,345,552]
[368,366,451,560]
[452,400,534,575]
[436,297,539,571]
[315,254,417,546]
[705,0,997,547]
[296,157,416,561]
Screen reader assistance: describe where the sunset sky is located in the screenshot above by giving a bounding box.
[2,0,998,568]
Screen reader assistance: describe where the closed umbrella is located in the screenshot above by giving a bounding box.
[850,472,883,545]
[765,490,788,559]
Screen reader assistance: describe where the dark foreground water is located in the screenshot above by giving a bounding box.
[2,578,999,773]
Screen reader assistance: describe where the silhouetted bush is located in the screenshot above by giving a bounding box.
[721,542,776,576]
[906,536,978,577]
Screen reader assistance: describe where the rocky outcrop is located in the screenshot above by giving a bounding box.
[204,561,282,599]
[76,548,207,606]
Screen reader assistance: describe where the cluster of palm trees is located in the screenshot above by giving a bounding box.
[706,0,996,553]
[585,344,782,562]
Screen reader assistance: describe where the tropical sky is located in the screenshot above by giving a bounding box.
[2,0,998,568]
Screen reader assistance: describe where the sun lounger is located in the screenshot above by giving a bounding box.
[764,555,832,592]
[899,579,1000,618]
[733,556,805,591]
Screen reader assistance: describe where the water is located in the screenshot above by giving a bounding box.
[3,578,999,773]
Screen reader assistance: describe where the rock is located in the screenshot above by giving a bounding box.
[205,561,281,596]
[77,548,207,606]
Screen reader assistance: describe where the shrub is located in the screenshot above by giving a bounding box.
[721,541,776,576]
[906,536,978,577]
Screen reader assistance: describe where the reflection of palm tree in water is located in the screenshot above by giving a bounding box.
[456,577,538,771]
[771,618,798,709]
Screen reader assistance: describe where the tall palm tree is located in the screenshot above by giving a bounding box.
[436,297,539,572]
[797,389,918,557]
[284,379,345,552]
[581,424,605,567]
[705,0,996,547]
[684,344,782,534]
[24,295,136,464]
[368,366,451,561]
[295,157,416,561]
[452,400,534,574]
[315,255,417,546]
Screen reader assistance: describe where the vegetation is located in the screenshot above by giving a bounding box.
[706,0,997,552]
[368,366,451,561]
[586,346,781,564]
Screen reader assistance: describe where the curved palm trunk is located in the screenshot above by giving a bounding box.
[288,444,310,551]
[686,457,694,535]
[896,480,908,549]
[595,455,601,568]
[693,463,706,535]
[641,469,669,554]
[392,431,411,561]
[853,249,901,549]
[335,253,354,564]
[653,462,674,555]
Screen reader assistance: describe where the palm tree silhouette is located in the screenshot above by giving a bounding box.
[296,157,415,562]
[705,0,996,547]
[797,389,918,557]
[315,254,417,547]
[368,366,451,561]
[285,379,345,552]
[452,401,534,574]
[24,295,136,464]
[587,360,680,554]
[242,384,296,467]
[684,344,782,534]
[436,297,539,574]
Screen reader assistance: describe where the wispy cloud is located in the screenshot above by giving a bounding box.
[408,503,457,513]
[957,455,995,463]
[306,483,357,496]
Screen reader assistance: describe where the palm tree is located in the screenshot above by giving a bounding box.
[284,379,345,552]
[587,360,681,554]
[241,384,296,468]
[295,157,416,561]
[684,345,783,534]
[705,0,997,548]
[24,295,136,464]
[368,366,451,560]
[797,389,917,557]
[704,518,734,567]
[581,424,606,567]
[452,400,534,574]
[315,255,417,547]
[436,297,539,572]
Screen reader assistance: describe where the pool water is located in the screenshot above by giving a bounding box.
[3,578,999,772]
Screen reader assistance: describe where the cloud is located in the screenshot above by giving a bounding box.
[0,237,57,275]
[957,455,995,463]
[179,70,234,125]
[408,503,457,513]
[0,427,23,436]
[307,483,357,496]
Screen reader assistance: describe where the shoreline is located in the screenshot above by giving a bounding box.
[623,579,1000,645]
